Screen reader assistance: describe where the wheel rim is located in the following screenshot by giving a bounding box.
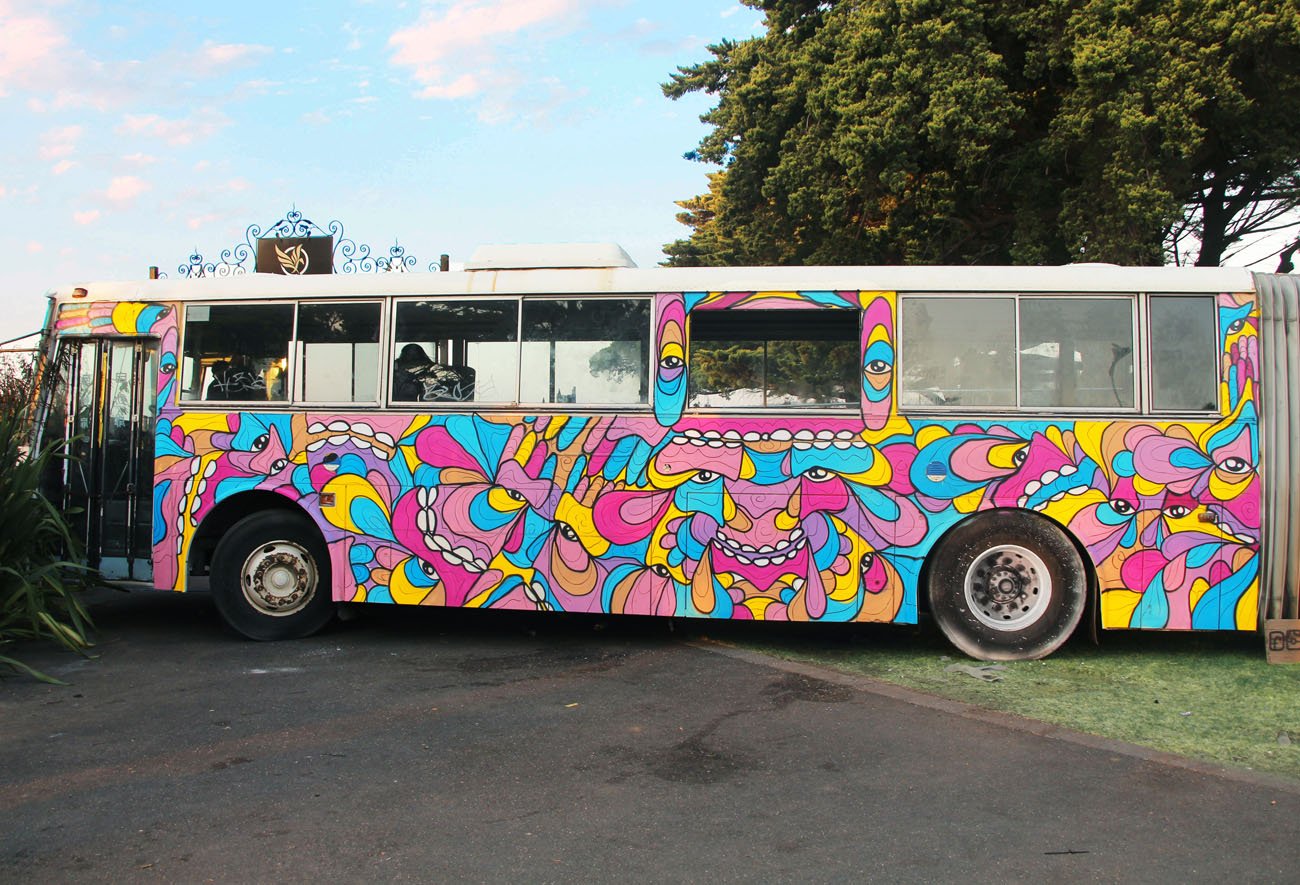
[240,540,318,617]
[963,544,1051,632]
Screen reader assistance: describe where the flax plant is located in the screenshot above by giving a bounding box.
[0,359,93,683]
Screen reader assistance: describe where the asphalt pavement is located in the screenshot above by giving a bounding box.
[2,588,1298,883]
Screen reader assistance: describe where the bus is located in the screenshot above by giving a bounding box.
[29,244,1300,660]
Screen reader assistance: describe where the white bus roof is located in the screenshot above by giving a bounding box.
[45,247,1257,305]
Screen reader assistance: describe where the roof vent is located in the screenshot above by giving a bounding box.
[465,243,637,270]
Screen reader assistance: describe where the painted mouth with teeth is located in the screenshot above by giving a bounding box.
[410,486,489,573]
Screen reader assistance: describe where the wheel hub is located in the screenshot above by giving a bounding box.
[963,545,1052,632]
[242,542,316,616]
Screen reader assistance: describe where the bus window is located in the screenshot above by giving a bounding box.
[1150,296,1218,411]
[688,308,858,408]
[901,297,1015,408]
[180,303,293,402]
[392,299,518,403]
[520,299,651,405]
[297,302,382,403]
[1019,297,1135,409]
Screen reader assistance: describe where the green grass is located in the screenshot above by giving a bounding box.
[752,624,1300,779]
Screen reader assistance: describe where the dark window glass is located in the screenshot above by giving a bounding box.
[181,303,293,402]
[688,309,858,408]
[298,302,381,402]
[392,300,518,402]
[1019,298,1134,408]
[1150,296,1218,411]
[520,299,651,404]
[901,297,1015,408]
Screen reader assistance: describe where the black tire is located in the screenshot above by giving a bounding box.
[927,510,1087,661]
[210,511,334,641]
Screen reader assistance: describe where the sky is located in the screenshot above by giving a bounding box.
[0,0,763,342]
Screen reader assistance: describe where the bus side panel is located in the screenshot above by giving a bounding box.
[145,288,1260,633]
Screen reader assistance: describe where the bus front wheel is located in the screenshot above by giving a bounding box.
[210,511,335,640]
[927,511,1087,661]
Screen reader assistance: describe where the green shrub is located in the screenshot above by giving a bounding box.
[0,357,93,683]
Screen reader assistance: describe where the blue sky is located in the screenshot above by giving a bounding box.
[0,0,763,340]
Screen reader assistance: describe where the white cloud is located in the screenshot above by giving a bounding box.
[26,240,42,253]
[116,110,230,146]
[104,175,150,204]
[73,209,101,225]
[122,152,159,166]
[202,42,272,67]
[39,124,83,159]
[0,4,67,95]
[389,0,590,107]
[52,159,76,175]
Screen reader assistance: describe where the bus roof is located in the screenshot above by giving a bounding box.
[45,252,1257,305]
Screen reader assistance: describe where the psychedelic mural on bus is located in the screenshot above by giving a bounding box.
[56,289,1263,631]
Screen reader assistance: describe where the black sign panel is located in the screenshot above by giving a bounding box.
[256,236,334,274]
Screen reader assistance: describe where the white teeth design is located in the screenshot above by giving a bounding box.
[352,422,374,436]
[1041,470,1059,485]
[189,459,201,476]
[1060,465,1076,476]
[327,420,349,432]
[306,440,327,452]
[375,432,396,447]
[714,533,808,565]
[770,429,793,441]
[204,461,216,478]
[308,422,326,433]
[1024,480,1042,496]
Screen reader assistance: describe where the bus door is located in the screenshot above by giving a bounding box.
[65,338,158,581]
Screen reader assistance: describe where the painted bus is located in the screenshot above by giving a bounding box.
[29,244,1300,660]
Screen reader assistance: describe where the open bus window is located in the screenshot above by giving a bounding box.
[1019,297,1134,409]
[180,303,293,402]
[1150,295,1218,411]
[901,297,1016,408]
[297,302,381,403]
[392,299,518,403]
[688,309,859,408]
[520,299,651,404]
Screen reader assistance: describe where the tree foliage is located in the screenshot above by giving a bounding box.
[663,0,1300,267]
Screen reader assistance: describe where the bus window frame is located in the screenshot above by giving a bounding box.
[388,294,523,407]
[178,299,298,407]
[682,304,865,415]
[293,299,387,408]
[516,293,656,411]
[1144,293,1223,416]
[897,291,1147,416]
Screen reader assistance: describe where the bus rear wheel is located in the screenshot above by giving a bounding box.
[927,511,1086,661]
[211,511,335,641]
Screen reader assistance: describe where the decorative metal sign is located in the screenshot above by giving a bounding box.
[255,235,334,274]
[175,208,428,278]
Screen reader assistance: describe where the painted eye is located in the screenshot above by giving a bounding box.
[251,433,269,452]
[691,470,718,483]
[1109,499,1136,516]
[660,355,684,370]
[160,362,176,375]
[1012,447,1028,466]
[859,552,876,573]
[1227,318,1246,334]
[803,466,835,482]
[1218,456,1251,474]
[651,564,671,578]
[501,487,527,502]
[419,560,439,579]
[1164,504,1191,518]
[558,522,579,542]
[270,458,289,473]
[864,359,890,375]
